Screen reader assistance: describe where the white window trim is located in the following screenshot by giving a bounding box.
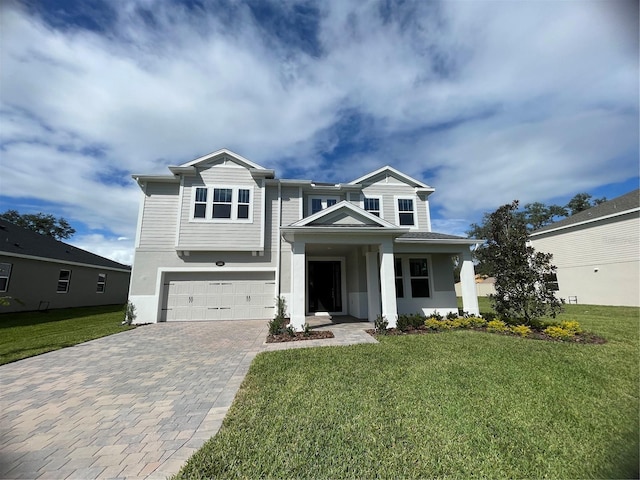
[361,194,383,219]
[307,195,340,216]
[394,255,432,299]
[96,273,107,294]
[57,269,71,294]
[190,185,254,223]
[394,195,419,229]
[0,262,11,293]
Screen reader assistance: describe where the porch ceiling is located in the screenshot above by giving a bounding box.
[305,243,361,256]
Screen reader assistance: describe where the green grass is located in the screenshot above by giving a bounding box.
[175,302,639,479]
[0,304,134,365]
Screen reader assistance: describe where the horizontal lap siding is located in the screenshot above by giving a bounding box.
[179,167,263,250]
[531,215,640,268]
[281,186,302,226]
[361,183,429,231]
[139,183,179,249]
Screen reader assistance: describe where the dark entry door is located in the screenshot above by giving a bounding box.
[308,261,342,313]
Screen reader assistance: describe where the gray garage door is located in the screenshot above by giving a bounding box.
[163,272,276,321]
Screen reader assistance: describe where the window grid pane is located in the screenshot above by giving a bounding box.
[238,189,250,204]
[195,188,207,202]
[213,188,232,203]
[311,199,323,214]
[327,199,337,207]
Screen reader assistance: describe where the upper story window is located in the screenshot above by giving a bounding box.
[363,197,381,217]
[96,273,107,293]
[191,186,253,222]
[309,196,339,216]
[397,198,416,226]
[0,262,11,292]
[57,269,71,293]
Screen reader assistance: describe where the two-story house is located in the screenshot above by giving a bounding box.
[129,149,480,329]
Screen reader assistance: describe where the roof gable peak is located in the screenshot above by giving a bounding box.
[349,165,434,191]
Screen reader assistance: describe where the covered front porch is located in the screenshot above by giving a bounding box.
[282,234,480,331]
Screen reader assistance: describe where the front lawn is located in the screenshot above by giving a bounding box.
[175,303,639,479]
[0,304,134,365]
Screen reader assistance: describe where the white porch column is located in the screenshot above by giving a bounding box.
[379,239,398,328]
[365,250,381,322]
[460,248,480,316]
[290,240,306,331]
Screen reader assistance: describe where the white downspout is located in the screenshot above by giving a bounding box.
[276,181,282,298]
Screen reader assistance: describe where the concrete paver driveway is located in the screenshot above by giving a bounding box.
[0,318,375,479]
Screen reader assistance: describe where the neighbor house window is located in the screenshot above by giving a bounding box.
[0,263,11,292]
[308,196,339,216]
[194,188,208,218]
[191,186,254,221]
[364,197,381,217]
[409,258,430,297]
[394,258,404,298]
[96,273,107,293]
[397,198,415,226]
[57,269,71,293]
[544,273,559,291]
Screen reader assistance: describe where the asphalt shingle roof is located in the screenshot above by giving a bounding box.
[398,231,469,240]
[0,219,131,271]
[532,189,640,234]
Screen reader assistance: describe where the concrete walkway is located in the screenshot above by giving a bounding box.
[0,318,375,479]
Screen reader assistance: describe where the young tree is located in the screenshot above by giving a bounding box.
[477,200,562,324]
[0,210,76,240]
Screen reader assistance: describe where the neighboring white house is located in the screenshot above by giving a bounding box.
[128,149,480,329]
[455,276,496,298]
[529,189,640,307]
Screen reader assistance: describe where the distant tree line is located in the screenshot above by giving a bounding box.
[0,210,76,240]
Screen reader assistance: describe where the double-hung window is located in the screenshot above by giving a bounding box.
[363,197,381,217]
[96,273,107,293]
[309,196,339,216]
[194,188,208,218]
[57,269,71,293]
[409,258,430,297]
[192,186,253,221]
[397,198,416,226]
[0,263,11,292]
[212,188,233,219]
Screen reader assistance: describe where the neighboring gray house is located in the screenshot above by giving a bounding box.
[129,149,480,329]
[0,219,131,313]
[529,189,640,307]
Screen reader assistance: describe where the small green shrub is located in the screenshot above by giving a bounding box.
[268,296,288,335]
[446,311,459,320]
[452,317,473,329]
[468,316,488,328]
[303,323,311,337]
[480,311,497,322]
[486,319,508,333]
[396,315,412,332]
[510,324,532,337]
[122,301,137,326]
[544,325,572,340]
[429,311,444,321]
[375,315,388,334]
[409,313,426,328]
[424,318,454,331]
[285,324,295,337]
[560,320,582,334]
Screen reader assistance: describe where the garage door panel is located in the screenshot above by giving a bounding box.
[163,273,275,321]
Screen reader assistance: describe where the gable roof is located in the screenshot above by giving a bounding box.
[0,219,131,272]
[530,189,640,236]
[289,201,400,229]
[349,165,434,192]
[172,148,274,176]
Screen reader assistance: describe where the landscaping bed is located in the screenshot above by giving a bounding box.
[266,330,334,343]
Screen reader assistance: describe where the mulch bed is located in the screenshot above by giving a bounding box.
[266,330,335,343]
[366,326,606,344]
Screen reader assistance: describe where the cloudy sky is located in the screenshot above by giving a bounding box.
[1,0,638,265]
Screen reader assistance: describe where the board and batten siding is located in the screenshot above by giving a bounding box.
[178,166,263,250]
[138,182,180,249]
[530,213,640,306]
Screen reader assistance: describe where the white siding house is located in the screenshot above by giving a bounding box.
[129,149,480,329]
[529,189,640,307]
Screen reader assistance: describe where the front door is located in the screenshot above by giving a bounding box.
[308,261,343,313]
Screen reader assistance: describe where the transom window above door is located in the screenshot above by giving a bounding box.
[191,186,253,222]
[308,196,339,215]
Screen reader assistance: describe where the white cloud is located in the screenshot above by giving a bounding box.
[0,0,637,251]
[70,234,134,266]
